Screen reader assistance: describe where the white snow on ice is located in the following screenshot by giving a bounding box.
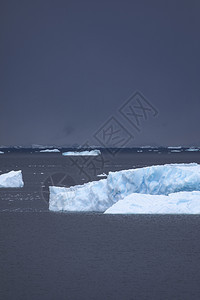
[62,150,101,156]
[40,149,60,153]
[104,191,200,214]
[0,171,24,188]
[49,163,200,212]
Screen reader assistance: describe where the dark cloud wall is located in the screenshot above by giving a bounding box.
[1,0,200,147]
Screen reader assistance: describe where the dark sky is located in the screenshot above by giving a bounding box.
[1,0,200,147]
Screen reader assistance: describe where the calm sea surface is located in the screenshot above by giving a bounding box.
[1,150,200,299]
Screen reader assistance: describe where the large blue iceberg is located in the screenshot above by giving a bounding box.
[49,163,200,213]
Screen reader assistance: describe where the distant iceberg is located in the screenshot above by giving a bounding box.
[168,146,182,149]
[40,149,60,153]
[170,150,181,153]
[185,148,199,152]
[97,173,107,177]
[62,150,101,156]
[0,151,4,154]
[104,191,200,214]
[0,170,24,188]
[49,163,200,212]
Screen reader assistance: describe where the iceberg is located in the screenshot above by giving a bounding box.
[104,191,200,214]
[62,150,101,156]
[40,149,60,153]
[49,163,200,212]
[0,151,4,154]
[0,171,24,188]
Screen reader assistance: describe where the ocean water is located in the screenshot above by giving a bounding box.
[1,149,200,299]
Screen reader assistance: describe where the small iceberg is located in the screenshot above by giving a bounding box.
[40,149,60,153]
[62,150,101,156]
[0,170,24,188]
[0,151,4,154]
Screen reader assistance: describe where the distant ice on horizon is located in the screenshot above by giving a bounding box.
[168,146,182,149]
[62,150,101,156]
[40,149,60,153]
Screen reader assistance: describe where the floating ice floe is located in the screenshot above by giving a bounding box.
[0,171,24,188]
[40,149,60,153]
[62,150,101,156]
[0,151,4,154]
[49,163,200,212]
[104,191,200,214]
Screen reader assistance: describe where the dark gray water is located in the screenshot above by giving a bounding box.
[1,150,200,299]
